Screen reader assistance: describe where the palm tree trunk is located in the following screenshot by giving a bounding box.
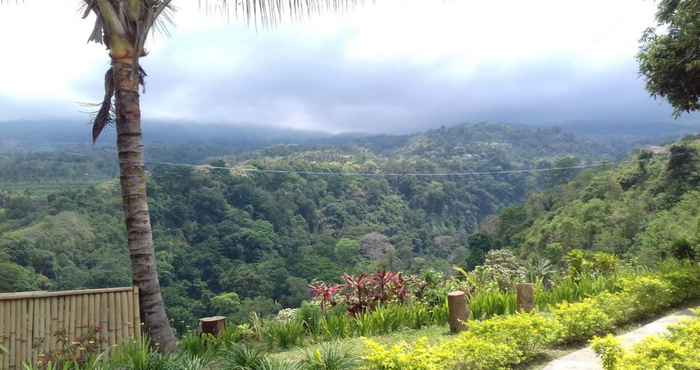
[113,60,177,352]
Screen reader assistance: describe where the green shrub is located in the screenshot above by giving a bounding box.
[320,310,353,340]
[178,332,220,360]
[591,335,622,370]
[552,299,613,343]
[620,337,699,370]
[594,314,700,370]
[659,263,700,302]
[363,337,445,370]
[364,267,700,370]
[469,290,516,320]
[109,337,172,370]
[221,344,268,370]
[264,318,306,349]
[468,312,561,362]
[620,276,674,319]
[298,302,324,338]
[301,343,357,370]
[363,334,518,370]
[363,312,560,369]
[593,291,635,324]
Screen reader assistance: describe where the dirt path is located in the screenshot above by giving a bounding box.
[542,306,698,370]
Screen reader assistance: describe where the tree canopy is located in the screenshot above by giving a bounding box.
[639,0,700,116]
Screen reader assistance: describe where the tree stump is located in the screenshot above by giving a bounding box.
[448,291,468,333]
[199,316,226,337]
[516,283,535,312]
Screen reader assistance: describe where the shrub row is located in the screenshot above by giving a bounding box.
[362,262,700,370]
[592,309,700,370]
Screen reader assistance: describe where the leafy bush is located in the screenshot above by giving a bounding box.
[535,274,616,310]
[310,272,408,316]
[297,302,324,338]
[469,312,561,362]
[263,318,306,349]
[472,249,526,292]
[221,344,268,370]
[564,250,618,281]
[301,343,357,370]
[34,327,105,369]
[363,328,524,369]
[591,335,622,370]
[364,312,560,369]
[553,299,613,343]
[108,337,173,370]
[320,309,353,340]
[469,290,516,320]
[619,276,674,319]
[178,332,220,360]
[593,312,700,370]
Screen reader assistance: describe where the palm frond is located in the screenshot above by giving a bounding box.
[203,0,366,27]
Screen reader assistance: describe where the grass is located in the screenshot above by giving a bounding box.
[269,324,452,363]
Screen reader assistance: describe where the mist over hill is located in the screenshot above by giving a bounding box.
[1,119,696,155]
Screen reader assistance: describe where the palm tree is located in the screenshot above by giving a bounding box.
[3,0,362,352]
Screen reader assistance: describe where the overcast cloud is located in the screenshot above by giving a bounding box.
[0,0,696,133]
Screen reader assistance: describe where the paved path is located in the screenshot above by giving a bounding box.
[543,306,698,370]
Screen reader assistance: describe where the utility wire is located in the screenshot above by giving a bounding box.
[144,159,616,177]
[60,147,678,178]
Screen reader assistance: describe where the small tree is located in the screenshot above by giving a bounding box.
[638,0,700,116]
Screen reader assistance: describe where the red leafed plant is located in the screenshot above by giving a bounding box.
[309,281,341,311]
[311,271,409,315]
[342,273,373,315]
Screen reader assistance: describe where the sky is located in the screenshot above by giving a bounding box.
[0,0,697,133]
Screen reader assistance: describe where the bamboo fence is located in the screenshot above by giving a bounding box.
[0,287,141,370]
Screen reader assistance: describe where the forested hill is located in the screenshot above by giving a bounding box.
[487,134,700,266]
[0,122,688,331]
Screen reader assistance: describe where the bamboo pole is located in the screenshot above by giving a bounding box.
[10,300,16,370]
[30,298,38,366]
[1,301,7,369]
[126,289,134,338]
[120,291,129,342]
[133,287,141,339]
[68,295,76,345]
[114,292,122,343]
[109,292,117,347]
[96,293,105,345]
[57,296,65,351]
[40,298,46,359]
[19,300,26,369]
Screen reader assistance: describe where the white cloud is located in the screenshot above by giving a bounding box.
[0,0,680,131]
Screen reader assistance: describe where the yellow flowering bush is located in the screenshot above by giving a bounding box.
[363,338,446,370]
[468,312,561,362]
[593,313,700,370]
[364,267,700,370]
[552,299,613,343]
[619,276,675,318]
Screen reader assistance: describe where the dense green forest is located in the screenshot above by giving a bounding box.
[0,124,619,329]
[488,135,700,266]
[0,122,692,332]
